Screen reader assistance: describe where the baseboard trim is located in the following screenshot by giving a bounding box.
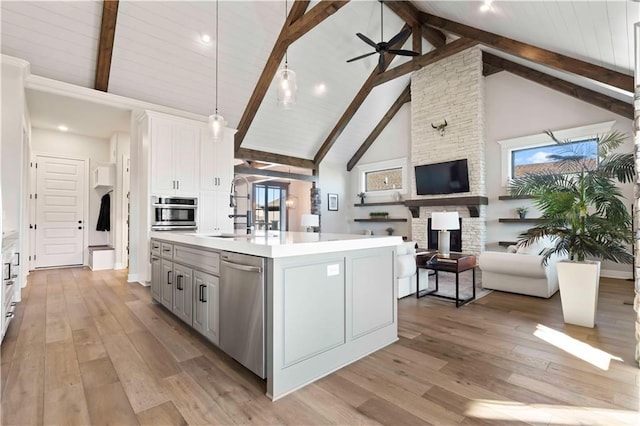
[113,262,126,270]
[127,273,139,283]
[600,269,632,280]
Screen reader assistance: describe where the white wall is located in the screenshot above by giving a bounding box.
[319,161,350,234]
[31,128,112,246]
[347,104,412,238]
[287,179,311,232]
[485,71,634,278]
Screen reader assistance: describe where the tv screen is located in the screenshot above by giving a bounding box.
[415,159,470,195]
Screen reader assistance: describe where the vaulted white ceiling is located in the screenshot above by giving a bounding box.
[2,1,637,167]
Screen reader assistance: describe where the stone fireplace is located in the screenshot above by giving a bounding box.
[410,47,486,254]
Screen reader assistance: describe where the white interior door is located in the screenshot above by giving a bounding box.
[35,155,85,268]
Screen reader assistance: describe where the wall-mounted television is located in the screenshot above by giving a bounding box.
[415,159,470,195]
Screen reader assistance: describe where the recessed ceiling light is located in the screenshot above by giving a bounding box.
[313,82,327,96]
[480,0,494,13]
[200,33,212,44]
[57,125,68,132]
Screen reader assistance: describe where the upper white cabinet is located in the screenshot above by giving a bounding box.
[200,129,234,193]
[147,112,200,196]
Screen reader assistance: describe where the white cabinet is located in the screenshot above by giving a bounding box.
[193,270,219,345]
[200,129,234,192]
[148,113,200,196]
[93,164,115,188]
[199,190,233,233]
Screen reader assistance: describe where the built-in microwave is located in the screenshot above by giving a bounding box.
[151,196,197,231]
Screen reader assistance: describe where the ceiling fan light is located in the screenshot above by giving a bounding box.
[209,113,226,140]
[277,66,297,109]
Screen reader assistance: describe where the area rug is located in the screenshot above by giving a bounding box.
[422,269,492,303]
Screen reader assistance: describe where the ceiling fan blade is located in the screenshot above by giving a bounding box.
[346,51,377,63]
[356,33,379,49]
[386,28,411,47]
[388,49,420,57]
[378,53,386,72]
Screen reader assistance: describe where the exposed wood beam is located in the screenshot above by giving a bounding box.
[235,147,315,170]
[482,61,503,77]
[483,52,633,120]
[94,0,119,92]
[235,1,349,152]
[383,1,445,48]
[371,38,478,87]
[412,23,422,54]
[234,166,317,183]
[234,0,309,152]
[313,24,411,166]
[421,12,633,93]
[347,85,411,171]
[287,1,349,43]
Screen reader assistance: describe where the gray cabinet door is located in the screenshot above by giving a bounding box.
[161,259,173,310]
[193,270,219,345]
[173,263,193,325]
[151,255,162,302]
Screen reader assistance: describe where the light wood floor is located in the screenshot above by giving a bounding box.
[1,268,638,425]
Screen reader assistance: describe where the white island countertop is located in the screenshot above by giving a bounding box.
[150,230,403,258]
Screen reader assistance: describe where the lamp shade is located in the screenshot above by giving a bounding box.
[301,214,319,227]
[208,113,226,140]
[431,211,459,231]
[276,66,297,109]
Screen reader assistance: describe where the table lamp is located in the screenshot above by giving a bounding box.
[301,214,319,232]
[431,211,459,257]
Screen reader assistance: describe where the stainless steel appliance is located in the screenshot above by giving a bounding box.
[220,251,266,378]
[151,196,197,231]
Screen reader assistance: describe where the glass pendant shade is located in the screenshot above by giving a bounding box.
[208,113,226,140]
[285,194,298,209]
[276,65,297,109]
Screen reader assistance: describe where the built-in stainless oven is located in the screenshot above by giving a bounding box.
[151,196,197,231]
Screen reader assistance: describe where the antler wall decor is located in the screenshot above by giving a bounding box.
[431,119,448,136]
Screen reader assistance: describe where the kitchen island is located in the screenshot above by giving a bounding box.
[149,230,401,400]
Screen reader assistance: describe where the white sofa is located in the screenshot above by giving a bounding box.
[396,242,429,298]
[478,238,567,298]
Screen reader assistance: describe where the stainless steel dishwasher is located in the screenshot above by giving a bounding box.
[219,251,266,378]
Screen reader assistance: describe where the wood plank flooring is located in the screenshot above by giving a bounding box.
[1,268,638,425]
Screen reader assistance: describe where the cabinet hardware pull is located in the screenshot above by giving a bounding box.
[201,285,207,303]
[177,181,180,190]
[3,262,10,281]
[15,253,20,266]
[6,280,14,287]
[6,312,14,318]
[177,274,183,290]
[168,270,172,285]
[10,302,16,307]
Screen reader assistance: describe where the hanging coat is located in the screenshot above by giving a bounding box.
[96,193,111,231]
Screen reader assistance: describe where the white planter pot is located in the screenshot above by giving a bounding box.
[556,260,601,328]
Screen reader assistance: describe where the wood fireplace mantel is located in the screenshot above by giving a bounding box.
[404,196,488,218]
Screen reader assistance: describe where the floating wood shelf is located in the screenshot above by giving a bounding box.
[498,241,518,247]
[353,201,404,207]
[354,218,408,223]
[498,218,541,223]
[498,195,534,200]
[404,196,488,218]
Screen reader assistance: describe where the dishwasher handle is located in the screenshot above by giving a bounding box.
[221,259,262,273]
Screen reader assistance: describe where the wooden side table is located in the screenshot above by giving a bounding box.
[416,252,477,307]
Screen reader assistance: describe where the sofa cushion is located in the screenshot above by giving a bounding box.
[516,236,554,255]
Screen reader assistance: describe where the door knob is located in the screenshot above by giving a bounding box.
[78,220,83,224]
[78,226,83,229]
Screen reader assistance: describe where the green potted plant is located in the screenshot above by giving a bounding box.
[357,192,366,204]
[509,130,634,327]
[515,206,528,219]
[385,227,394,236]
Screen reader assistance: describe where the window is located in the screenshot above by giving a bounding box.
[511,138,598,178]
[253,183,288,231]
[357,158,407,195]
[365,167,403,192]
[498,121,615,185]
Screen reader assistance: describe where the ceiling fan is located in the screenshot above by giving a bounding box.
[346,1,419,72]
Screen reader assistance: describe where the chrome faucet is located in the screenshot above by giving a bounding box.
[229,175,252,234]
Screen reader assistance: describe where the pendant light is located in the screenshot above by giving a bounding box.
[276,0,297,109]
[209,0,226,140]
